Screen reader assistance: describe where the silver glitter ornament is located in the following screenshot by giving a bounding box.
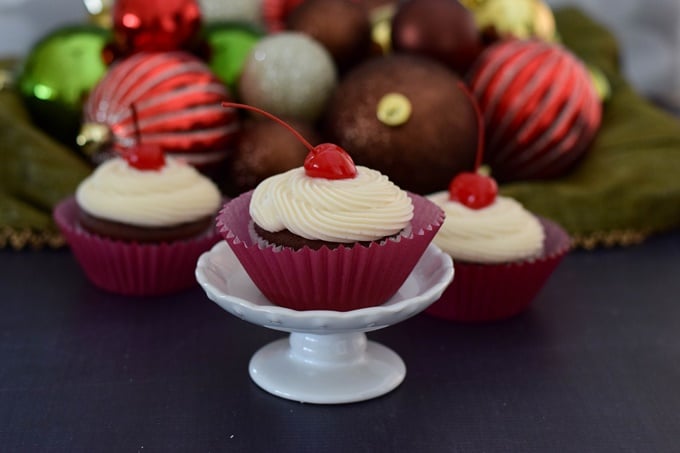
[239,32,338,122]
[199,0,264,26]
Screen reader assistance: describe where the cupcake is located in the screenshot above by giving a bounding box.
[54,144,223,296]
[215,103,445,311]
[424,171,570,322]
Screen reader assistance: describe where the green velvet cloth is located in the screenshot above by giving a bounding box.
[0,60,91,249]
[1,8,679,249]
[501,8,680,247]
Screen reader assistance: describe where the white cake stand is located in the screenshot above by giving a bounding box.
[195,242,453,404]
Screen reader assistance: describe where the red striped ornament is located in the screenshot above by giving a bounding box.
[83,51,239,167]
[467,39,601,181]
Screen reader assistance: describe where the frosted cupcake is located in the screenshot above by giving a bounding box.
[425,172,570,322]
[54,145,222,296]
[215,103,444,311]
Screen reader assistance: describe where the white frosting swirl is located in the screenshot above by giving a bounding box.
[76,157,221,227]
[250,166,413,242]
[427,192,544,263]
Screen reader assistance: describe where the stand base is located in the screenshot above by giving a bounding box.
[249,332,405,404]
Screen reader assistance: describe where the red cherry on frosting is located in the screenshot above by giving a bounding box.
[448,172,498,209]
[304,143,357,179]
[123,143,166,171]
[222,101,357,180]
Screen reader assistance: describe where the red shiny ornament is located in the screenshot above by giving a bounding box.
[468,39,602,182]
[448,172,498,209]
[112,0,202,55]
[84,52,239,167]
[391,0,483,75]
[262,0,305,32]
[123,143,166,170]
[304,143,357,179]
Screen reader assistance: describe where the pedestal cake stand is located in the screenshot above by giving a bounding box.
[195,242,453,404]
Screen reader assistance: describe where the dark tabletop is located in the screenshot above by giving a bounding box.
[1,229,679,453]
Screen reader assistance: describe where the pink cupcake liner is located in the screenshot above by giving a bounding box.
[425,217,571,322]
[54,197,221,296]
[216,191,445,311]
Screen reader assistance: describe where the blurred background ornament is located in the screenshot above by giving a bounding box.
[224,117,320,196]
[391,0,484,75]
[286,0,372,71]
[366,1,397,55]
[83,0,113,28]
[468,39,602,182]
[79,51,240,172]
[202,22,263,94]
[238,32,337,122]
[17,24,110,148]
[324,54,479,195]
[111,0,202,56]
[261,0,304,32]
[461,0,557,42]
[198,0,263,26]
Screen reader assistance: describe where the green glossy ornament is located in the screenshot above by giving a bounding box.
[18,24,110,148]
[202,22,263,94]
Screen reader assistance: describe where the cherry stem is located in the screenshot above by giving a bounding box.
[222,102,315,153]
[457,81,485,172]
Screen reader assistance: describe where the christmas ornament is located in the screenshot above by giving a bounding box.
[83,0,114,28]
[224,102,356,180]
[461,0,556,42]
[198,0,263,26]
[286,0,372,71]
[239,32,337,122]
[367,2,397,55]
[111,0,202,55]
[80,51,239,169]
[202,22,263,93]
[391,0,483,75]
[468,39,602,181]
[262,0,304,32]
[324,55,479,194]
[17,24,110,147]
[226,117,319,196]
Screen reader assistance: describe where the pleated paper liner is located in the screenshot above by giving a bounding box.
[216,190,445,311]
[54,197,221,296]
[426,217,571,322]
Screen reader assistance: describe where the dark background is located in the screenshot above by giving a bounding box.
[1,229,679,452]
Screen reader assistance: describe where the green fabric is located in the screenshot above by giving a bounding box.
[501,8,680,241]
[0,62,91,238]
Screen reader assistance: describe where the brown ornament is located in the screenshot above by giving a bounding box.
[324,54,479,195]
[225,117,321,196]
[286,0,372,71]
[391,0,483,75]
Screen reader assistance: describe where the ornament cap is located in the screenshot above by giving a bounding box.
[77,122,112,157]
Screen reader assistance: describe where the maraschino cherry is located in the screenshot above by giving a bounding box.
[222,102,357,180]
[121,104,166,171]
[448,82,497,209]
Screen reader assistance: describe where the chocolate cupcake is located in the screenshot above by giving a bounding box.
[214,105,444,311]
[246,158,414,252]
[425,186,570,322]
[54,150,222,296]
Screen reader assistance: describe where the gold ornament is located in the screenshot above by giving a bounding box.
[587,65,612,102]
[83,0,113,28]
[369,3,396,55]
[464,0,556,42]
